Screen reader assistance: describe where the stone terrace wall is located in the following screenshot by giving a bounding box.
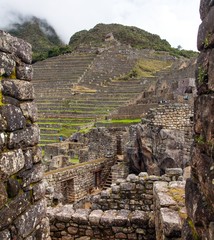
[183,1,214,239]
[0,31,49,239]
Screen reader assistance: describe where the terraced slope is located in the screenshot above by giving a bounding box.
[33,46,175,146]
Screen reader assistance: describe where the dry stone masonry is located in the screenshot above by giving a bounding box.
[0,31,49,240]
[182,1,214,239]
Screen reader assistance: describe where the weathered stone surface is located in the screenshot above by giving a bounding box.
[130,210,149,226]
[0,182,7,209]
[0,30,32,63]
[100,210,118,226]
[0,149,25,178]
[2,79,34,100]
[200,0,211,20]
[0,193,30,229]
[19,163,43,187]
[72,209,90,224]
[160,208,182,237]
[197,7,214,50]
[8,124,40,149]
[0,52,15,76]
[2,95,20,107]
[16,63,33,81]
[7,178,20,198]
[0,229,11,240]
[32,181,46,201]
[89,210,103,225]
[0,105,26,131]
[113,209,130,226]
[20,102,38,122]
[208,50,214,91]
[14,200,46,238]
[55,205,75,222]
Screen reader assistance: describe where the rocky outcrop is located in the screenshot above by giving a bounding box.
[0,31,49,239]
[182,1,214,239]
[125,104,193,175]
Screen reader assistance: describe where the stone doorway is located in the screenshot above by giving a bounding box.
[61,179,75,203]
[94,171,101,188]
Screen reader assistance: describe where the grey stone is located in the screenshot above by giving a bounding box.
[160,208,182,237]
[100,210,118,226]
[165,168,183,176]
[0,193,30,229]
[14,200,46,238]
[0,52,16,76]
[113,209,130,226]
[72,209,90,224]
[55,205,75,222]
[7,178,20,198]
[20,101,38,122]
[32,181,46,201]
[0,229,11,240]
[130,210,149,226]
[0,149,25,178]
[2,79,34,100]
[120,182,135,191]
[8,124,40,149]
[0,182,7,209]
[0,30,32,63]
[16,63,33,81]
[20,163,44,187]
[0,105,26,131]
[89,210,103,225]
[0,132,6,151]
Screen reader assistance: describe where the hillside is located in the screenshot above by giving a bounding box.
[6,16,70,62]
[69,23,198,58]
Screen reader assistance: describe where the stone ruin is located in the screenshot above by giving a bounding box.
[0,31,49,239]
[0,1,214,239]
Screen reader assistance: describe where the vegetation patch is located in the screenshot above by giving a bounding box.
[117,58,172,79]
[71,85,97,93]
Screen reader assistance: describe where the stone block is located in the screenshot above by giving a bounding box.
[160,208,182,238]
[130,210,149,226]
[8,124,40,149]
[2,79,34,100]
[71,209,90,224]
[120,182,135,191]
[113,209,130,226]
[89,210,103,225]
[14,199,46,238]
[32,181,46,201]
[7,177,20,198]
[0,149,25,178]
[20,163,44,187]
[20,102,38,123]
[16,63,33,81]
[0,105,26,131]
[100,210,118,226]
[0,229,11,240]
[0,52,16,76]
[0,30,32,63]
[0,193,30,229]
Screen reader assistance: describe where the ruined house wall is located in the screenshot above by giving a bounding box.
[45,158,115,205]
[0,31,49,239]
[183,1,214,239]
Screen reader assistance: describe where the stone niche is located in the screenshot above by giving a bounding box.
[0,31,49,239]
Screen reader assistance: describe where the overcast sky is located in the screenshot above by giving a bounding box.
[0,0,201,50]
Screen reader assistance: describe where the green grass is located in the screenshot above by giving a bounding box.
[98,118,141,124]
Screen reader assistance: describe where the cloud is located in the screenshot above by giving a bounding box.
[0,0,201,50]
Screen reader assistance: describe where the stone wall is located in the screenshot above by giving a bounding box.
[183,1,214,239]
[147,104,193,131]
[0,31,49,239]
[47,169,184,240]
[45,158,115,205]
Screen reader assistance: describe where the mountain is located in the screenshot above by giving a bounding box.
[6,16,70,62]
[69,23,197,58]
